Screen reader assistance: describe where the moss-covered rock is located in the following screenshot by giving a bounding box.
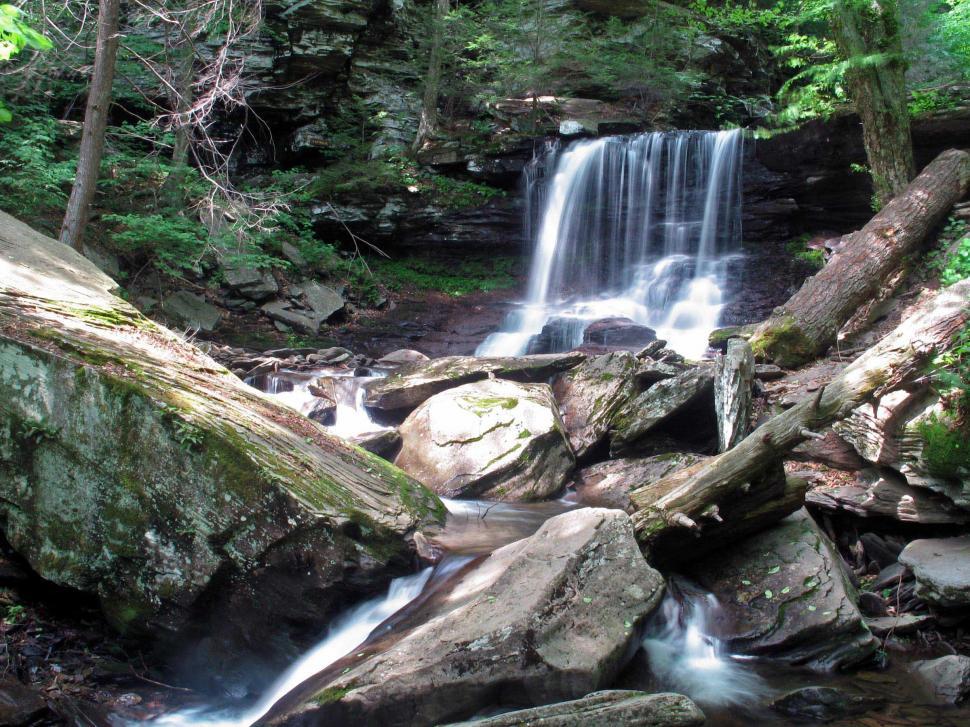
[0,211,442,684]
[394,378,575,501]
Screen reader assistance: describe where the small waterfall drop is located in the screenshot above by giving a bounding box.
[641,577,765,707]
[477,129,743,360]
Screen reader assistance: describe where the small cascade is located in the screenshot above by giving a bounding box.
[477,129,744,360]
[641,577,765,707]
[247,369,389,440]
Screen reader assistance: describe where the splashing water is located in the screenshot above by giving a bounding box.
[152,568,434,727]
[642,578,765,707]
[477,130,743,360]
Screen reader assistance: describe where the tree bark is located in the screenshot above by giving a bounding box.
[749,148,970,366]
[714,338,754,452]
[411,0,449,154]
[831,0,914,207]
[630,280,969,554]
[59,0,122,253]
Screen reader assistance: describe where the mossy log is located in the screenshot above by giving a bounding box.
[0,211,442,674]
[631,280,969,554]
[749,148,970,366]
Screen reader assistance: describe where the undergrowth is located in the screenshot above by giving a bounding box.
[372,256,519,297]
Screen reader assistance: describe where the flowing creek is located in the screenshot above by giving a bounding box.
[149,372,970,726]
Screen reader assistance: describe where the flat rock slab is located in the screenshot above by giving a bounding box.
[865,613,934,637]
[161,291,221,331]
[395,378,575,501]
[911,655,970,704]
[571,453,705,512]
[440,691,705,727]
[899,536,970,609]
[691,509,877,671]
[552,352,638,458]
[272,508,665,727]
[364,353,585,416]
[770,686,882,722]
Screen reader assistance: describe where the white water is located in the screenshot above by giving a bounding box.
[153,568,434,727]
[249,369,389,440]
[641,579,765,707]
[477,130,743,361]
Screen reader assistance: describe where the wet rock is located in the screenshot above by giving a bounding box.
[0,210,442,686]
[911,655,970,704]
[859,532,902,569]
[552,352,638,459]
[395,378,575,501]
[526,317,587,354]
[364,353,585,417]
[899,536,970,609]
[295,281,345,320]
[609,366,714,456]
[770,686,882,722]
[351,429,402,459]
[261,300,326,336]
[692,509,877,671]
[161,291,221,331]
[280,508,665,727]
[872,562,910,591]
[806,469,970,525]
[571,453,705,512]
[377,349,430,366]
[0,676,48,726]
[865,613,934,637]
[441,691,705,727]
[223,264,278,301]
[582,317,657,351]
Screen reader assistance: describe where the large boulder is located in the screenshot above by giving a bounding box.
[441,691,705,727]
[911,655,970,705]
[161,291,221,331]
[581,318,657,352]
[0,211,442,684]
[272,508,666,727]
[223,263,278,301]
[395,378,575,501]
[899,536,970,610]
[570,453,705,512]
[691,509,877,671]
[552,352,638,459]
[363,353,585,419]
[609,366,714,455]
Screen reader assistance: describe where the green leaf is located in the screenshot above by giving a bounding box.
[764,590,773,599]
[767,565,781,575]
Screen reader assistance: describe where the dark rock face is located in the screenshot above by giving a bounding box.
[0,677,49,726]
[691,509,877,672]
[770,686,882,722]
[581,318,657,351]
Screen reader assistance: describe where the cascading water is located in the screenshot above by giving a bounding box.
[640,577,765,708]
[477,129,744,360]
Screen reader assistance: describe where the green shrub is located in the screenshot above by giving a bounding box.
[373,256,519,297]
[918,414,968,480]
[785,235,825,269]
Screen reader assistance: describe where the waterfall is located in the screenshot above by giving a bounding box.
[477,129,744,360]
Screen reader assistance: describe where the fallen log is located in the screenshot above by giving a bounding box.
[749,148,970,366]
[630,280,969,553]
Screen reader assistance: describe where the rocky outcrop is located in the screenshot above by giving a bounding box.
[899,537,970,610]
[272,508,665,727]
[395,378,575,501]
[691,509,877,671]
[552,352,638,459]
[609,366,714,456]
[364,353,585,418]
[0,211,442,683]
[570,453,705,512]
[441,691,705,727]
[160,291,221,331]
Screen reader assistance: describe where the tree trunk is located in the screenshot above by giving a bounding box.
[162,41,195,206]
[749,148,970,366]
[59,0,122,253]
[831,0,914,207]
[411,0,449,154]
[714,338,754,452]
[630,280,969,555]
